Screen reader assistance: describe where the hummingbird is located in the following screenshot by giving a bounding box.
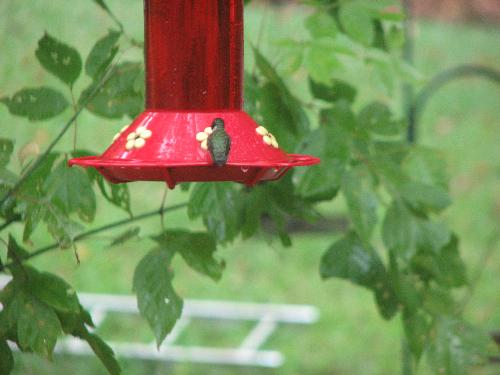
[207,118,231,167]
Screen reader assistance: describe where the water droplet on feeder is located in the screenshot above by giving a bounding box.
[241,167,249,173]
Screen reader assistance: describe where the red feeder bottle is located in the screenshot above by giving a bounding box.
[69,0,320,189]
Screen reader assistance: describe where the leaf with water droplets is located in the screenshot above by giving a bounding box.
[35,33,82,86]
[0,87,68,121]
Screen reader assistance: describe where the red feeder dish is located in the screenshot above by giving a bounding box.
[69,0,320,189]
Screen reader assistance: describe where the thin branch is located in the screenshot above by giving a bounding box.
[0,202,188,272]
[70,87,79,152]
[0,65,117,211]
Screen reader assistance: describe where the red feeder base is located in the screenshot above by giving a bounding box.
[69,110,319,189]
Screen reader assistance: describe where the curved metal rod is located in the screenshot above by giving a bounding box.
[408,64,500,142]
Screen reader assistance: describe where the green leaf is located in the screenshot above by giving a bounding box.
[341,167,378,242]
[305,11,337,39]
[1,87,68,121]
[0,338,14,375]
[133,249,183,346]
[7,235,30,279]
[423,287,455,315]
[188,183,241,244]
[401,181,452,213]
[28,268,80,314]
[16,291,62,358]
[403,309,430,360]
[308,78,357,103]
[86,30,121,79]
[253,47,309,139]
[339,1,374,45]
[295,122,348,202]
[240,186,293,246]
[358,102,401,135]
[434,235,467,288]
[44,161,96,222]
[427,317,491,375]
[35,33,82,86]
[72,150,132,215]
[0,139,14,168]
[23,204,46,242]
[153,230,224,281]
[416,220,451,253]
[80,62,144,119]
[320,232,385,288]
[244,71,259,116]
[84,332,121,375]
[403,147,449,189]
[304,42,340,84]
[382,201,418,258]
[44,205,84,249]
[109,227,140,247]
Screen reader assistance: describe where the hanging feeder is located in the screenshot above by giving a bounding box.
[69,0,320,189]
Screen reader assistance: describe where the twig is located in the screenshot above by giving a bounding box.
[0,202,188,272]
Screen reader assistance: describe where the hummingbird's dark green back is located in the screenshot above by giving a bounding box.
[207,128,231,166]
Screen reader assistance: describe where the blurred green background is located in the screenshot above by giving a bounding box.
[0,0,499,374]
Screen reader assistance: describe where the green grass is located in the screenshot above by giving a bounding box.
[1,1,499,374]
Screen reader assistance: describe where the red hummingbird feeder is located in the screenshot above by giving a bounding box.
[69,0,319,189]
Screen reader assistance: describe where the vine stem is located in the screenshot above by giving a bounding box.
[0,202,188,272]
[0,65,117,212]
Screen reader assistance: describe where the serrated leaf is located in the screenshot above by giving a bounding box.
[253,47,309,139]
[80,62,144,119]
[295,120,349,202]
[423,287,455,315]
[305,11,337,39]
[188,183,241,244]
[401,181,451,213]
[0,138,14,168]
[109,227,140,247]
[44,161,96,222]
[427,317,491,375]
[153,230,224,281]
[7,235,30,279]
[416,220,451,253]
[308,77,357,103]
[16,291,62,358]
[86,30,121,79]
[0,338,14,375]
[133,249,183,346]
[403,309,430,360]
[339,1,374,46]
[434,235,467,288]
[358,102,401,135]
[27,268,80,313]
[84,332,121,375]
[320,232,385,288]
[44,205,84,249]
[341,167,378,242]
[36,33,82,86]
[382,201,418,258]
[304,42,340,84]
[23,204,46,242]
[403,147,449,189]
[244,71,259,116]
[1,87,68,121]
